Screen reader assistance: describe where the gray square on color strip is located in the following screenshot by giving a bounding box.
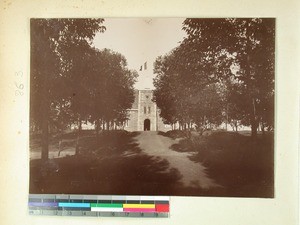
[127,212,141,217]
[112,195,126,201]
[29,210,41,215]
[96,195,112,200]
[29,194,55,199]
[98,212,114,217]
[126,196,141,201]
[69,195,85,200]
[83,211,98,217]
[55,194,69,199]
[42,210,57,216]
[83,195,98,200]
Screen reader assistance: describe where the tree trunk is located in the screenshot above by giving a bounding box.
[41,111,49,161]
[96,119,100,145]
[231,124,235,131]
[106,121,110,131]
[226,104,229,131]
[251,116,258,138]
[75,118,82,154]
[245,21,258,139]
[251,122,258,137]
[41,87,49,161]
[251,98,258,138]
[261,122,265,135]
[95,119,99,134]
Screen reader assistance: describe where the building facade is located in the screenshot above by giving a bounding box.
[124,89,171,132]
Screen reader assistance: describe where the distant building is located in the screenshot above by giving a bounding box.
[124,89,171,132]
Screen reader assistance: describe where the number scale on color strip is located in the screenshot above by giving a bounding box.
[28,194,170,218]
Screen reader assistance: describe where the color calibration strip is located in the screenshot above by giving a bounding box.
[28,194,170,218]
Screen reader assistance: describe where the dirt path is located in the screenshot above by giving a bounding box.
[134,131,221,189]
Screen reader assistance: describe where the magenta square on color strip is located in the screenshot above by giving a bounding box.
[124,208,156,212]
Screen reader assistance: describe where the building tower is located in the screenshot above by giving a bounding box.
[124,61,171,132]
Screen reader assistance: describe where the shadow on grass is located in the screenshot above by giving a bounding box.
[158,130,188,139]
[30,131,183,195]
[170,132,274,198]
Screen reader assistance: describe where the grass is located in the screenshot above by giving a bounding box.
[30,130,274,197]
[158,130,189,139]
[170,131,274,197]
[30,130,182,195]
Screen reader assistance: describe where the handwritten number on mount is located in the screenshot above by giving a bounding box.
[15,82,24,90]
[15,71,23,77]
[14,71,24,96]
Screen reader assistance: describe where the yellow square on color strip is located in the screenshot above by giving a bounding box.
[123,204,155,209]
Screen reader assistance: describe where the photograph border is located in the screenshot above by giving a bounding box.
[0,0,299,224]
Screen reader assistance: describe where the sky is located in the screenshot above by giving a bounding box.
[92,18,187,90]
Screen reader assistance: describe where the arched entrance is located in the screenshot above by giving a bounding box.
[144,119,150,131]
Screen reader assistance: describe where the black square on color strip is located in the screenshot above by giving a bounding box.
[83,200,97,203]
[43,198,55,202]
[126,200,140,204]
[112,200,126,204]
[70,199,83,203]
[155,200,169,204]
[97,200,111,203]
[141,200,155,204]
[55,199,69,203]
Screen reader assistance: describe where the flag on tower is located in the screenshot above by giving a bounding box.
[139,62,147,71]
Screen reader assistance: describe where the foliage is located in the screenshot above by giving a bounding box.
[153,18,275,136]
[30,18,137,160]
[153,40,224,131]
[88,48,137,130]
[31,18,106,132]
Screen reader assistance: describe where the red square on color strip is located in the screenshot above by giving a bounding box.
[156,204,169,212]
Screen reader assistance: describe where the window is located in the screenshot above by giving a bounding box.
[125,120,129,127]
[144,106,146,114]
[148,107,151,114]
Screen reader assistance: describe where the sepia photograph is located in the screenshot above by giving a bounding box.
[29,18,275,198]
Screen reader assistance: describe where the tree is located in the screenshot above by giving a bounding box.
[153,18,274,137]
[30,18,106,161]
[153,47,224,131]
[181,18,275,137]
[190,84,223,132]
[88,48,137,134]
[153,50,192,128]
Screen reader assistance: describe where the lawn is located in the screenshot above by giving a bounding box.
[167,130,274,197]
[30,130,274,197]
[30,131,181,195]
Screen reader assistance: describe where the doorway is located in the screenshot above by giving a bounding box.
[144,119,150,131]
